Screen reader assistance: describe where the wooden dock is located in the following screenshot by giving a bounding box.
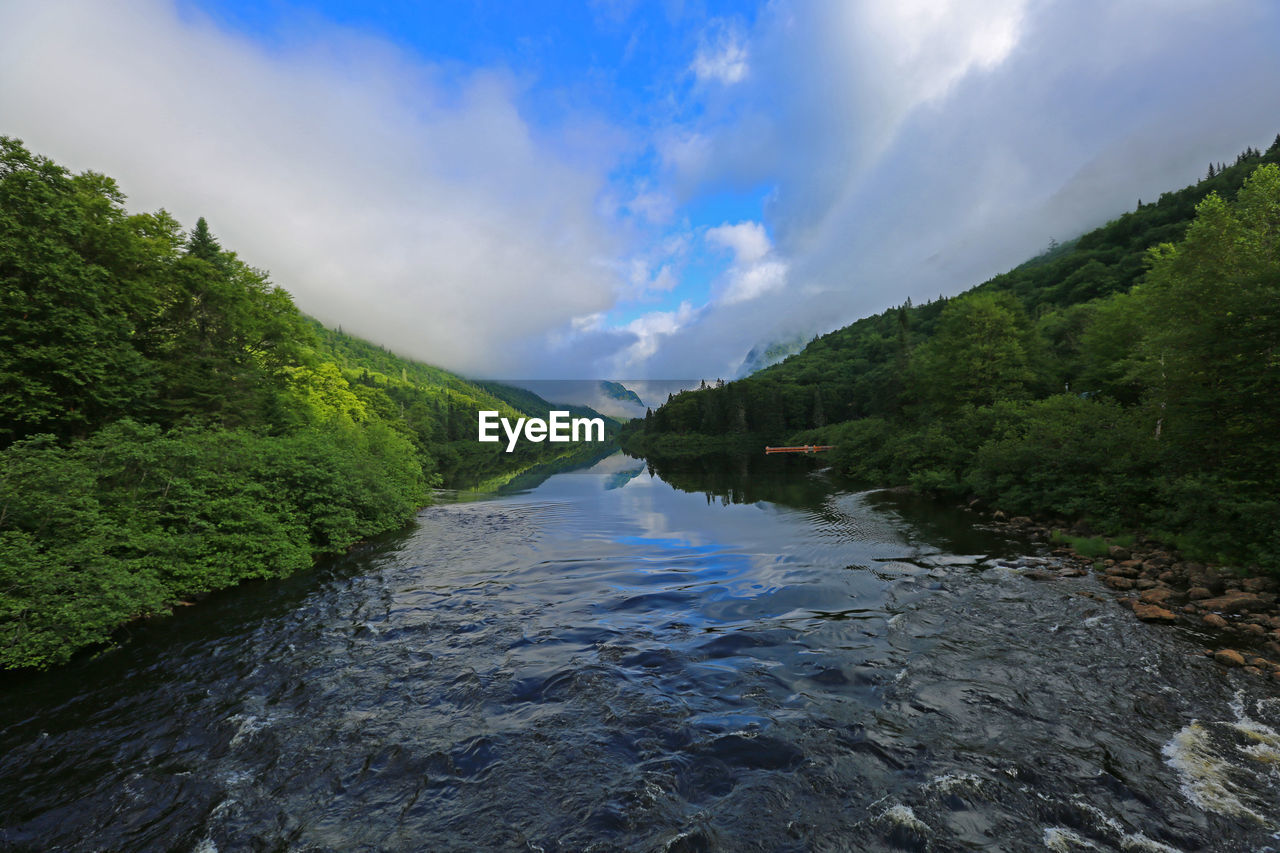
[764,445,834,454]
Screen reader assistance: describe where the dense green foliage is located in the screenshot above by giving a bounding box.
[0,138,598,669]
[624,140,1280,572]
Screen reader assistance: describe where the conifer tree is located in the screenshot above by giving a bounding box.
[185,216,222,263]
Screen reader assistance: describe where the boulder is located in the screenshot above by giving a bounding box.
[1213,649,1246,667]
[1103,576,1135,591]
[1188,568,1225,595]
[1242,576,1277,594]
[1202,613,1229,629]
[1140,587,1183,608]
[1186,587,1214,600]
[1108,545,1131,561]
[1133,603,1178,622]
[1196,590,1274,614]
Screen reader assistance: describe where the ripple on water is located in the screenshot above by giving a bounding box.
[4,453,1280,851]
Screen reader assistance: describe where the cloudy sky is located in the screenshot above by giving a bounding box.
[2,0,1278,380]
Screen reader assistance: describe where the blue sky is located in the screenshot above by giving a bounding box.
[186,0,779,313]
[181,0,767,327]
[3,1,1279,379]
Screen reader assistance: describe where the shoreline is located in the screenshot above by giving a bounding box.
[976,510,1280,683]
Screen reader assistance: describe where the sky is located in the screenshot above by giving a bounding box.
[2,0,1279,380]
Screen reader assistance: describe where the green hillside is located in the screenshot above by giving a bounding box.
[473,380,620,429]
[0,137,597,669]
[623,137,1280,572]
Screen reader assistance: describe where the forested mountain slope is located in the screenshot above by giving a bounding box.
[0,137,593,669]
[623,138,1280,572]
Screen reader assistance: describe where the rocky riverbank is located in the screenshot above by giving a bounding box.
[978,511,1280,684]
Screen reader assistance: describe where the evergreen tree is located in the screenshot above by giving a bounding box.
[185,216,222,263]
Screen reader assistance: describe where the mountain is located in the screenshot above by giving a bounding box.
[600,380,644,407]
[0,136,606,670]
[735,335,807,378]
[473,380,616,427]
[623,136,1280,572]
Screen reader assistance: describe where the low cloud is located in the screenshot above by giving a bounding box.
[705,222,787,305]
[637,0,1280,378]
[0,0,624,378]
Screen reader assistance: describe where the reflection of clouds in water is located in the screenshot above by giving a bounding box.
[583,452,645,477]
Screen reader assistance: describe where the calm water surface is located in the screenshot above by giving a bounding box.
[1,451,1278,851]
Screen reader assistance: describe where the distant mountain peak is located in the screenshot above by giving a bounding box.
[600,380,643,407]
[735,335,807,378]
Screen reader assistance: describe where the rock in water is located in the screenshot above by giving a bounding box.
[1132,603,1178,622]
[1198,591,1274,614]
[1213,649,1246,667]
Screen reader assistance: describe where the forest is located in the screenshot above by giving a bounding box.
[0,137,606,669]
[621,138,1280,574]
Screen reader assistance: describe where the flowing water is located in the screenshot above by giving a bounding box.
[1,451,1278,852]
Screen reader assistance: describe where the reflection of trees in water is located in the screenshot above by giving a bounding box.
[639,451,1019,556]
[455,442,620,494]
[639,452,836,511]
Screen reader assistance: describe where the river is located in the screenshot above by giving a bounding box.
[1,451,1278,851]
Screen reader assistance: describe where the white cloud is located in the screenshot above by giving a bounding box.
[721,259,787,306]
[623,184,676,225]
[632,0,1280,378]
[4,0,1279,385]
[706,221,771,265]
[857,0,1027,105]
[615,229,691,301]
[705,221,788,305]
[691,21,749,85]
[616,302,697,367]
[0,0,624,377]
